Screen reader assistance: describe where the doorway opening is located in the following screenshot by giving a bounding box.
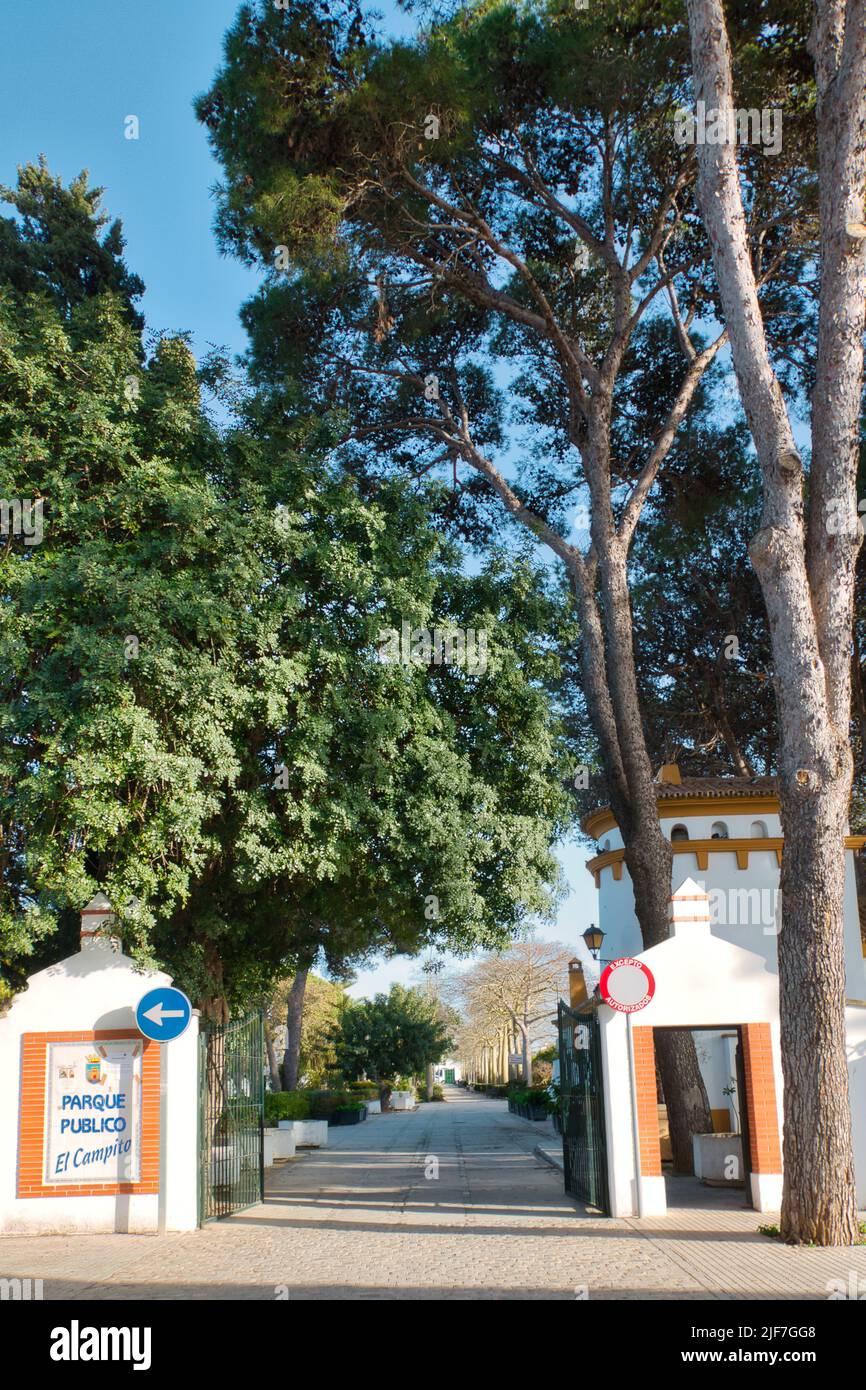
[654,1025,753,1211]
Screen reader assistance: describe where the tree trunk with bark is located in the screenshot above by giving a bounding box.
[521,1015,531,1088]
[686,0,866,1242]
[777,780,857,1239]
[621,817,714,1171]
[572,527,714,1172]
[282,967,309,1092]
[265,1023,282,1092]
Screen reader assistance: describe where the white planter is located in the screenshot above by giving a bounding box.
[364,1099,381,1114]
[692,1132,744,1185]
[390,1090,415,1111]
[264,1128,297,1164]
[210,1145,235,1182]
[278,1119,328,1147]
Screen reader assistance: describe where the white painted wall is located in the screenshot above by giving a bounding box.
[847,1003,866,1205]
[600,899,785,1217]
[693,1029,738,1118]
[0,945,199,1234]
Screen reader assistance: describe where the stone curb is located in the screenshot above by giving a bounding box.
[533,1143,564,1172]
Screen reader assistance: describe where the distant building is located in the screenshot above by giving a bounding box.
[433,1060,462,1085]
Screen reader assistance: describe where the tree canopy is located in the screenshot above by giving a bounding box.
[332,982,454,1080]
[0,162,582,1016]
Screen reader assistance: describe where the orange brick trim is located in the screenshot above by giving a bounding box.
[740,1022,782,1173]
[17,1031,160,1199]
[632,1026,662,1177]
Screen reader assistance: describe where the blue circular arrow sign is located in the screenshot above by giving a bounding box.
[136,986,192,1043]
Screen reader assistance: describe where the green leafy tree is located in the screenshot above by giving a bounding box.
[0,165,580,1021]
[333,983,453,1081]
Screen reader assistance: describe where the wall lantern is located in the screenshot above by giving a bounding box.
[582,922,605,960]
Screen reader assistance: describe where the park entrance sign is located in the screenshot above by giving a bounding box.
[44,1039,142,1185]
[599,958,655,1014]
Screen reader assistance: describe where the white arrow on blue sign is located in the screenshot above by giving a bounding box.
[135,986,192,1042]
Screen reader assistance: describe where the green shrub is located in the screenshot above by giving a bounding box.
[306,1088,361,1118]
[510,1087,551,1110]
[415,1082,445,1102]
[304,1089,336,1118]
[264,1090,311,1125]
[347,1081,380,1099]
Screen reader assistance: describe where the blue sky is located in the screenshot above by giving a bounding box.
[0,0,600,996]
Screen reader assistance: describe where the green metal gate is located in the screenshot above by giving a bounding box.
[198,1011,265,1223]
[557,999,610,1214]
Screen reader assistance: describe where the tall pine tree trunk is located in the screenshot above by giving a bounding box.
[572,525,714,1173]
[622,814,713,1172]
[776,775,858,1241]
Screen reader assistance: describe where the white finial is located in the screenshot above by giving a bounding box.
[669,877,711,936]
[80,893,120,953]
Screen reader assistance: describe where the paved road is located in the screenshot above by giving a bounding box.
[2,1090,865,1299]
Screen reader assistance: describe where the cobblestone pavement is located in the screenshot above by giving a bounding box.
[2,1090,865,1300]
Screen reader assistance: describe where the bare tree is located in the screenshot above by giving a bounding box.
[685,0,866,1243]
[453,942,571,1088]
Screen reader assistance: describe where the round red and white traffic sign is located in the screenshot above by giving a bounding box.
[599,957,655,1014]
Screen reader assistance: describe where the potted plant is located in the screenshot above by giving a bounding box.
[509,1086,551,1120]
[548,1081,563,1134]
[526,1087,552,1121]
[263,1090,307,1159]
[331,1099,366,1126]
[268,1089,328,1148]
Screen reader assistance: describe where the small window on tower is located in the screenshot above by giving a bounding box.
[711,821,729,840]
[750,820,768,838]
[671,824,689,841]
